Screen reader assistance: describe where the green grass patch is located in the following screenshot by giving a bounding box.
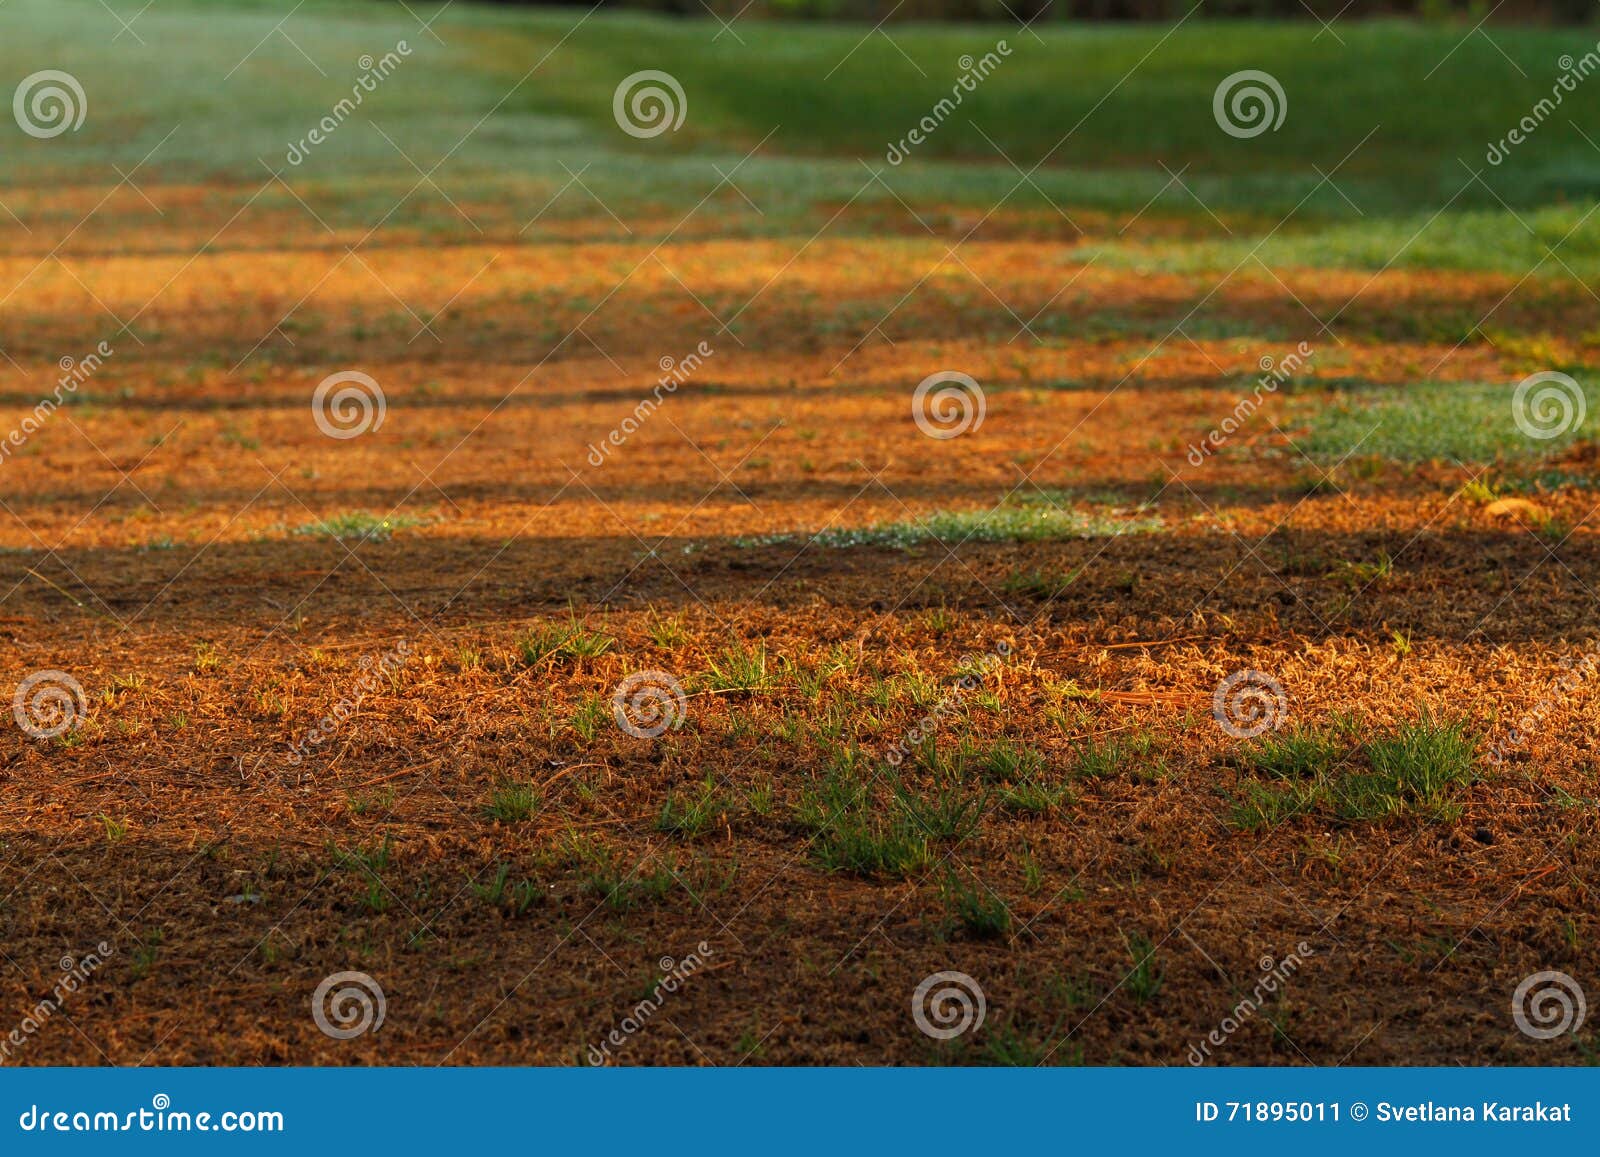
[294,512,422,544]
[742,494,1161,551]
[516,618,615,666]
[1227,715,1479,829]
[1297,382,1587,464]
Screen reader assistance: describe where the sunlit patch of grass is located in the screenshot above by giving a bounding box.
[1336,714,1478,822]
[703,642,770,693]
[976,737,1047,782]
[995,780,1075,815]
[1247,726,1344,780]
[796,757,932,878]
[1228,715,1478,829]
[738,494,1161,550]
[1227,780,1325,833]
[1074,730,1166,781]
[482,782,541,823]
[294,511,423,543]
[1299,382,1584,464]
[517,618,614,666]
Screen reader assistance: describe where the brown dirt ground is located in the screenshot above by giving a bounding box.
[1,193,1598,1066]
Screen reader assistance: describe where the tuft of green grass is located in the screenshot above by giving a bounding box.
[517,618,614,666]
[703,642,771,693]
[571,843,678,912]
[294,511,422,543]
[647,613,687,650]
[482,782,541,823]
[1122,931,1165,1005]
[656,779,722,839]
[1336,714,1478,822]
[1228,715,1478,829]
[1227,780,1325,833]
[1002,566,1084,599]
[977,737,1047,782]
[1247,726,1344,780]
[471,863,544,916]
[1074,731,1165,781]
[996,780,1075,814]
[942,872,1011,940]
[797,761,931,878]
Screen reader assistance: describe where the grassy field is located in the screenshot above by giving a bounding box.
[2,0,1599,1065]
